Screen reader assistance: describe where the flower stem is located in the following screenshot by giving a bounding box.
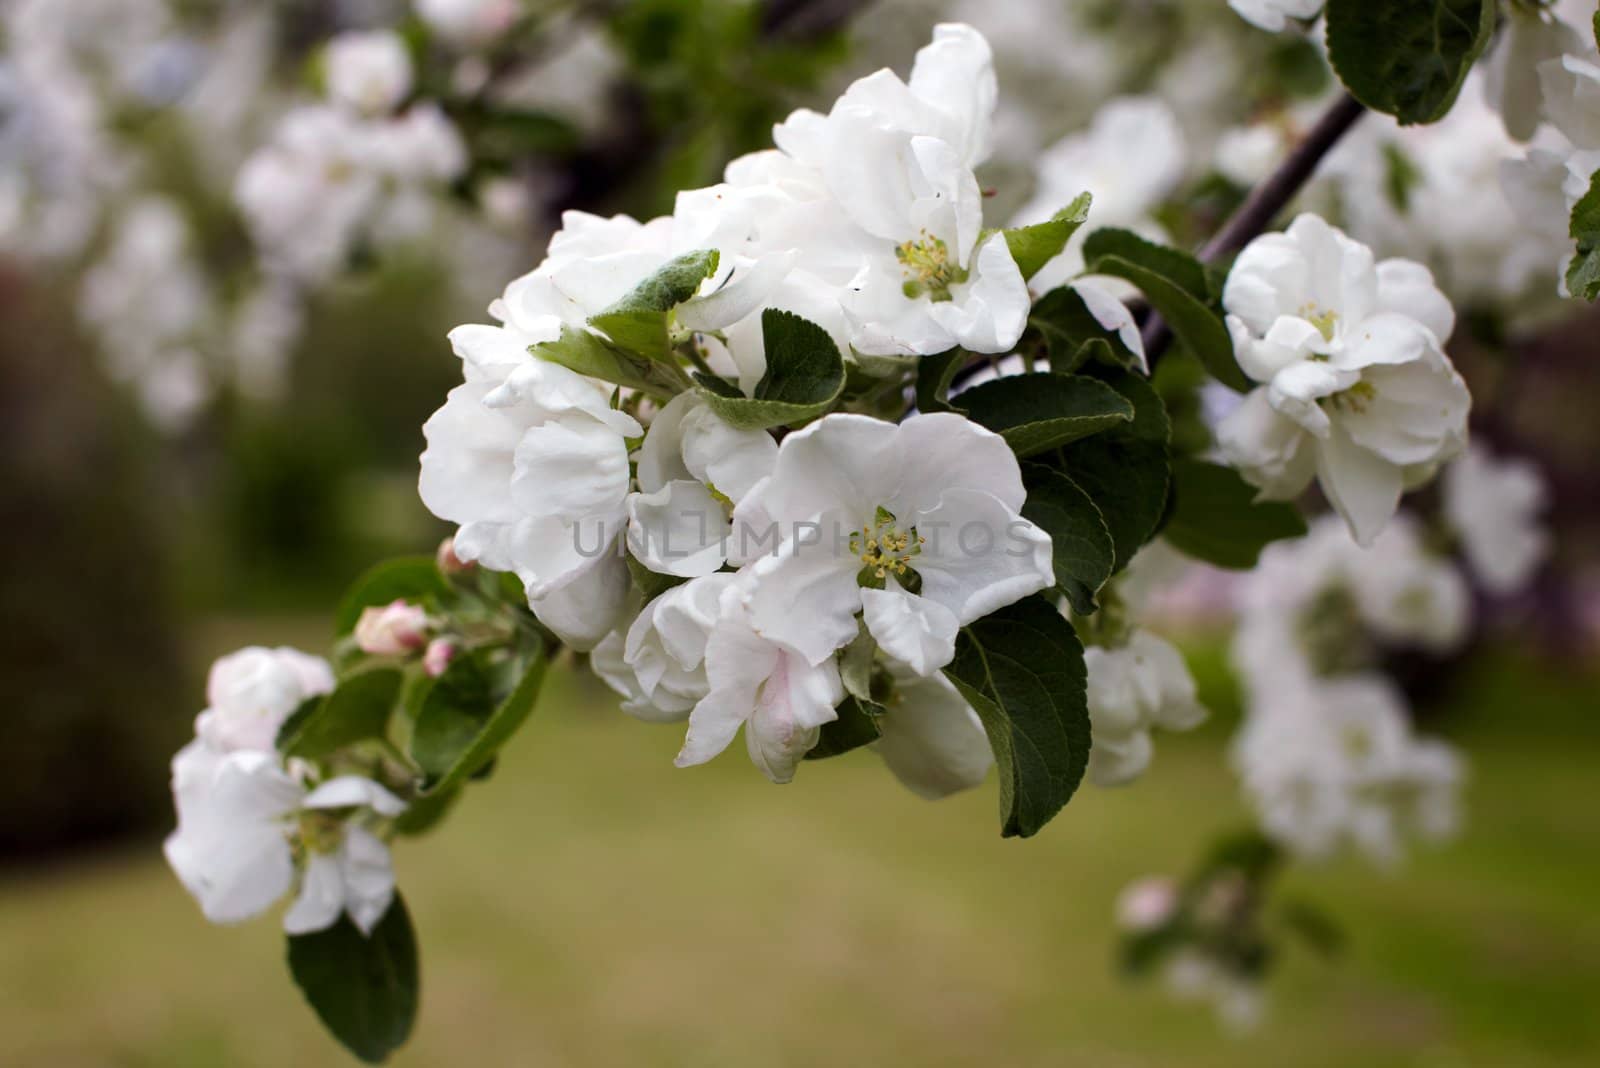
[1140,92,1367,363]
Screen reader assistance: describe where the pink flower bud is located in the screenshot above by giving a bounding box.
[354,599,430,656]
[1116,876,1178,932]
[436,536,474,575]
[423,638,459,678]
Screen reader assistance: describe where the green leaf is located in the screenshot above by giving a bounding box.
[914,347,965,413]
[1021,465,1115,615]
[941,595,1091,838]
[410,642,547,794]
[695,309,845,430]
[1055,368,1171,574]
[280,667,403,760]
[1567,170,1600,301]
[805,695,884,760]
[287,895,419,1065]
[1004,192,1092,281]
[588,249,720,362]
[1027,285,1141,373]
[956,373,1134,457]
[1324,0,1496,125]
[334,557,450,636]
[1082,229,1249,391]
[534,322,693,397]
[1162,460,1308,569]
[391,785,461,837]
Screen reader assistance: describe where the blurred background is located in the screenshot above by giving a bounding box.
[3,0,1598,1065]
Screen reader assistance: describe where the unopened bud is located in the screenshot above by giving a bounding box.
[1116,876,1179,932]
[436,536,475,575]
[423,638,459,678]
[354,599,430,656]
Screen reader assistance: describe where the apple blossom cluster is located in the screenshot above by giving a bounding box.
[1216,214,1471,546]
[165,647,408,935]
[151,10,1560,1055]
[235,29,467,286]
[1491,0,1600,296]
[419,23,1065,788]
[1228,517,1468,863]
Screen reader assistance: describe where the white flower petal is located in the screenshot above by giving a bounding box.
[862,581,959,677]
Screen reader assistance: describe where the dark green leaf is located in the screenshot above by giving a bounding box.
[1082,229,1248,391]
[942,595,1091,838]
[956,373,1134,457]
[1567,170,1600,301]
[588,249,720,362]
[288,895,418,1064]
[1055,368,1171,574]
[410,641,547,794]
[410,651,495,779]
[1162,460,1308,569]
[805,695,884,760]
[1021,465,1115,615]
[334,557,450,636]
[1027,285,1140,373]
[696,309,845,429]
[1004,192,1093,280]
[280,667,403,760]
[914,347,964,413]
[1325,0,1496,124]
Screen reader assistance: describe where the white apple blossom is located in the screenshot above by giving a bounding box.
[415,0,521,47]
[674,581,844,784]
[1484,6,1584,141]
[1232,515,1470,697]
[601,573,736,722]
[76,195,215,430]
[1227,0,1322,34]
[1232,673,1463,864]
[324,30,413,117]
[197,646,335,755]
[1083,629,1208,787]
[165,745,406,933]
[1443,444,1551,595]
[626,392,778,578]
[1164,949,1265,1033]
[422,211,775,649]
[1216,214,1470,545]
[734,412,1054,675]
[771,23,1028,355]
[873,662,993,799]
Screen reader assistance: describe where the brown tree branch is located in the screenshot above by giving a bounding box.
[1140,92,1367,362]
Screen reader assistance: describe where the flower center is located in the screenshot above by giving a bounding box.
[1326,379,1377,415]
[1299,302,1339,342]
[850,506,924,582]
[296,810,345,855]
[897,232,967,302]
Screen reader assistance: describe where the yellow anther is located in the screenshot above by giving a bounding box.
[896,230,967,301]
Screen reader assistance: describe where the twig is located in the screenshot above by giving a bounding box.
[1140,92,1367,362]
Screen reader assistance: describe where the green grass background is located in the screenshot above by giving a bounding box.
[2,618,1596,1067]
